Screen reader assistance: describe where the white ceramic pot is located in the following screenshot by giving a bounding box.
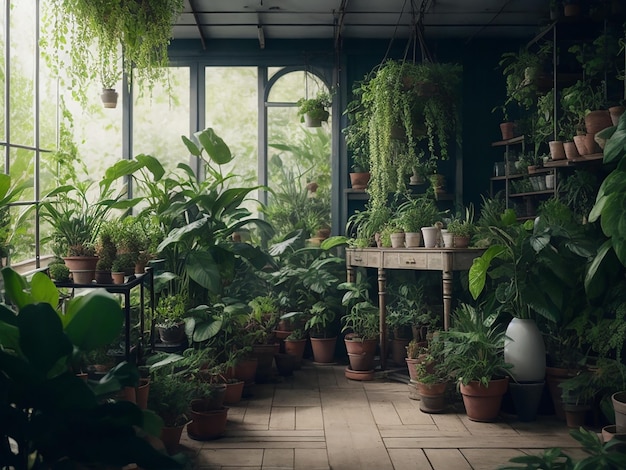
[421,227,440,248]
[441,230,454,248]
[504,318,546,382]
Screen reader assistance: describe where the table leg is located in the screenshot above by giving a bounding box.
[442,253,453,331]
[347,264,355,283]
[378,267,387,370]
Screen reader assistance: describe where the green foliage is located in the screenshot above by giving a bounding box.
[498,44,551,112]
[561,80,606,135]
[155,293,188,327]
[587,113,626,291]
[500,427,626,470]
[42,0,185,99]
[304,301,337,338]
[397,195,440,232]
[111,252,135,273]
[48,262,71,282]
[469,216,595,322]
[296,91,331,122]
[147,369,194,427]
[438,303,511,387]
[338,273,379,340]
[0,267,181,469]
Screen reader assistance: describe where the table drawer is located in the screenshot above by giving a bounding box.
[384,252,428,269]
[349,251,380,267]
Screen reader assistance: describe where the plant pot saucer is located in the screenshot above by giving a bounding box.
[312,361,337,366]
[344,366,375,381]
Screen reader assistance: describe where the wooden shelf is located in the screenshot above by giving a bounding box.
[509,190,555,198]
[543,153,604,167]
[491,135,525,147]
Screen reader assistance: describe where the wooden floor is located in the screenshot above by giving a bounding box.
[181,362,587,470]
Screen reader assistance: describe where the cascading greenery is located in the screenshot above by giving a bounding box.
[42,0,184,99]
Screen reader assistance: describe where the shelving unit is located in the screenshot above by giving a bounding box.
[490,136,557,219]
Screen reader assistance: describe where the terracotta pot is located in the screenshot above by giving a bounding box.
[546,366,578,420]
[232,357,258,385]
[417,382,447,414]
[499,122,515,140]
[310,336,337,364]
[187,407,228,441]
[452,236,470,248]
[344,337,377,355]
[191,384,227,412]
[548,141,566,161]
[349,172,370,190]
[347,352,375,371]
[390,338,410,365]
[609,106,625,126]
[563,403,590,428]
[405,356,427,382]
[64,256,99,284]
[160,424,185,455]
[344,366,374,381]
[223,380,245,405]
[584,109,612,135]
[284,338,307,368]
[459,378,509,422]
[122,378,150,409]
[583,132,600,155]
[563,141,580,161]
[573,134,588,156]
[602,424,626,443]
[111,271,125,284]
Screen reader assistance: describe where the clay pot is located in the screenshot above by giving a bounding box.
[584,109,612,135]
[349,172,370,190]
[573,135,588,156]
[157,322,186,344]
[609,106,625,126]
[310,336,337,364]
[284,338,307,369]
[548,141,566,161]
[563,141,580,161]
[459,378,509,422]
[160,424,185,455]
[232,357,258,385]
[545,366,578,420]
[223,380,245,405]
[500,122,515,140]
[187,407,228,440]
[344,366,374,381]
[417,381,447,413]
[111,271,125,284]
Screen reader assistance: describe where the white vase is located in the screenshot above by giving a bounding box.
[421,227,440,248]
[404,232,421,248]
[504,318,546,382]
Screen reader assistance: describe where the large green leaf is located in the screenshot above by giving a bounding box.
[30,271,60,308]
[192,317,223,343]
[181,135,201,157]
[18,303,73,377]
[468,245,506,300]
[64,292,124,351]
[603,112,626,164]
[584,240,619,299]
[2,267,32,310]
[185,250,221,293]
[135,154,166,181]
[195,128,233,165]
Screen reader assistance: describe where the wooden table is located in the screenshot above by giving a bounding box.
[345,247,484,369]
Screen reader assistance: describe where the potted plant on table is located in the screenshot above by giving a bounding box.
[438,303,512,422]
[397,195,440,248]
[445,206,476,248]
[155,293,188,345]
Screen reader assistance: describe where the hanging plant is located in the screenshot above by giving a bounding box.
[42,0,184,102]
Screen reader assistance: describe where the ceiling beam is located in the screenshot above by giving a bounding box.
[188,0,207,50]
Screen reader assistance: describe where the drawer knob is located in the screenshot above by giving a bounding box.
[354,256,363,262]
[405,258,416,264]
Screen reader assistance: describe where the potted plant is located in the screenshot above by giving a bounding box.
[146,370,194,455]
[344,81,371,189]
[95,220,117,283]
[111,253,135,284]
[445,205,476,248]
[438,303,512,422]
[397,195,439,248]
[305,301,338,364]
[339,275,380,374]
[155,293,188,345]
[283,328,307,369]
[414,333,449,413]
[296,91,331,127]
[48,260,71,282]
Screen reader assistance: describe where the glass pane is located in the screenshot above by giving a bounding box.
[266,71,331,240]
[205,66,258,187]
[268,70,326,103]
[134,67,190,172]
[8,147,35,264]
[9,0,36,147]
